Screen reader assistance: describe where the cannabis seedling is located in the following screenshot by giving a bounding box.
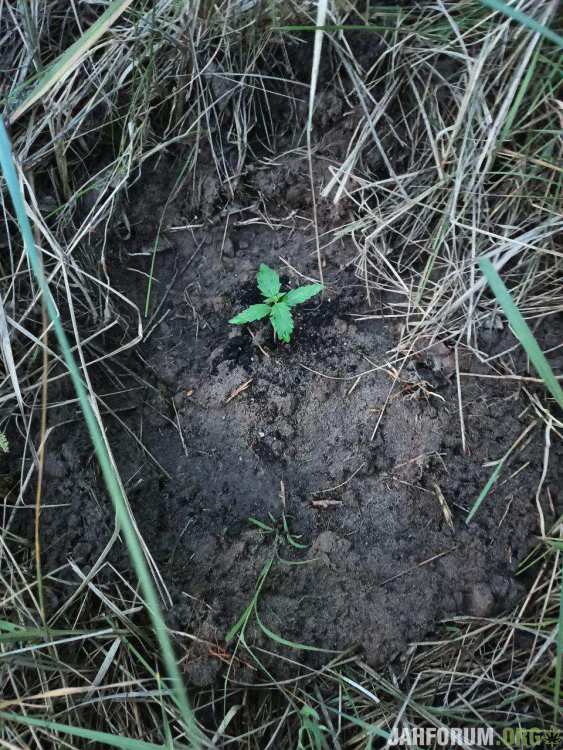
[229,264,323,343]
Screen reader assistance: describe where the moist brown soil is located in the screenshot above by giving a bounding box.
[22,33,563,686]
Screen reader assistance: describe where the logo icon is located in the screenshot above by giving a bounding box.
[543,727,561,750]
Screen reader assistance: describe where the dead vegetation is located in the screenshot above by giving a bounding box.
[0,1,562,747]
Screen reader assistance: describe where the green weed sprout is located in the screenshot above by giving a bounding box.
[229,264,323,343]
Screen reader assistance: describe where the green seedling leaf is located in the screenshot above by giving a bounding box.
[229,304,271,325]
[465,459,506,525]
[285,283,323,307]
[270,302,294,343]
[285,534,308,550]
[466,420,535,525]
[298,705,328,750]
[225,600,254,644]
[257,263,281,298]
[229,265,324,343]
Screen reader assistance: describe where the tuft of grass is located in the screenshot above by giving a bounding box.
[8,0,135,125]
[479,0,563,47]
[0,711,169,750]
[480,258,563,410]
[0,119,201,748]
[479,258,563,724]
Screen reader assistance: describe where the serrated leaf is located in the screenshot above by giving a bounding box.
[257,264,281,298]
[285,283,323,307]
[229,304,271,325]
[270,302,294,343]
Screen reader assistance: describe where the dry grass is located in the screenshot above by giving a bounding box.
[0,1,561,747]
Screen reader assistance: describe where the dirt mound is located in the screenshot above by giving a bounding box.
[36,209,561,684]
[29,34,562,683]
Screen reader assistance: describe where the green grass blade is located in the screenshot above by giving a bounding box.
[255,610,332,653]
[247,517,275,533]
[499,42,542,142]
[225,600,255,645]
[0,122,202,748]
[479,0,563,48]
[466,420,536,525]
[225,559,273,643]
[479,257,563,724]
[8,0,135,124]
[0,711,166,750]
[0,627,102,643]
[465,460,506,525]
[556,569,563,723]
[479,259,563,409]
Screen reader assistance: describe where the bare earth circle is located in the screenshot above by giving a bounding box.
[38,209,559,685]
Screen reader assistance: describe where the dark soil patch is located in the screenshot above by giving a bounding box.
[28,34,563,686]
[35,178,562,684]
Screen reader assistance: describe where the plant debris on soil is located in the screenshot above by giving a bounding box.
[33,152,562,686]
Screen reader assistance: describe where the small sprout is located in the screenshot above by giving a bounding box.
[0,432,9,454]
[229,264,323,343]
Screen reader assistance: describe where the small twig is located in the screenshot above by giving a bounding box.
[311,499,342,510]
[433,482,454,531]
[455,345,467,454]
[311,463,365,495]
[225,378,253,404]
[279,480,286,512]
[535,416,552,538]
[379,548,457,587]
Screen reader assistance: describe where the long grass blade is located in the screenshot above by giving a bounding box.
[479,257,563,723]
[306,0,329,285]
[479,0,563,48]
[557,569,563,724]
[8,0,135,124]
[0,122,202,748]
[479,259,563,409]
[0,711,169,750]
[466,421,537,524]
[465,461,506,525]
